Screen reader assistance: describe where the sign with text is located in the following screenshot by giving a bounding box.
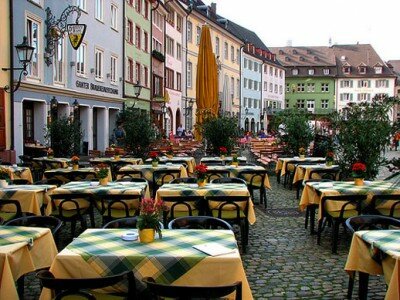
[67,24,86,50]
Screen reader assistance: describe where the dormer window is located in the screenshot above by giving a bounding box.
[343,66,351,74]
[299,56,305,61]
[279,50,284,55]
[292,68,298,75]
[292,49,297,55]
[285,56,290,62]
[323,68,330,75]
[374,66,383,74]
[308,69,314,75]
[358,66,366,74]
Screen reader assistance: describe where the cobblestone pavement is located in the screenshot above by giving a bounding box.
[22,150,398,299]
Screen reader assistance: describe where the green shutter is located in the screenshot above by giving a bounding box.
[350,80,353,88]
[368,80,371,87]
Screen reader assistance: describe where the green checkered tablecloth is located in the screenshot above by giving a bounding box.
[90,157,143,165]
[357,230,400,259]
[200,156,247,163]
[0,226,45,247]
[119,164,187,183]
[145,156,196,173]
[276,157,325,176]
[65,229,237,282]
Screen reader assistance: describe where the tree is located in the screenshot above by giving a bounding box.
[275,109,313,155]
[331,97,399,179]
[202,115,239,155]
[118,108,156,158]
[45,116,82,157]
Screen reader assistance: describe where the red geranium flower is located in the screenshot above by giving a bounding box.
[149,151,159,160]
[351,162,367,178]
[195,164,208,179]
[219,146,227,154]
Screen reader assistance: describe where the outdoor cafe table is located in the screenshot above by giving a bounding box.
[0,184,56,215]
[275,157,326,177]
[200,156,247,165]
[44,167,112,182]
[345,230,400,299]
[145,156,196,173]
[39,228,252,300]
[33,157,70,168]
[292,163,339,184]
[90,157,143,165]
[299,181,400,220]
[206,165,271,189]
[46,181,150,215]
[156,183,256,225]
[0,226,58,300]
[0,165,33,183]
[118,164,188,184]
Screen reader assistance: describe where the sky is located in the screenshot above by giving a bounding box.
[201,0,400,61]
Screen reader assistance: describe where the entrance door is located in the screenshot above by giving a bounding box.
[93,107,98,150]
[23,101,34,143]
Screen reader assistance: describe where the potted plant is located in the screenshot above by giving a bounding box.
[71,155,80,170]
[231,154,239,167]
[195,164,208,187]
[351,162,367,186]
[95,163,109,186]
[137,198,164,243]
[0,168,10,188]
[325,151,335,167]
[47,148,54,159]
[166,145,174,159]
[219,146,228,159]
[298,147,306,159]
[149,151,159,167]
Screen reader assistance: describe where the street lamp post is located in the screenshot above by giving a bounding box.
[161,102,167,137]
[132,81,142,108]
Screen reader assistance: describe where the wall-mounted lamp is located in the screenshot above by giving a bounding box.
[132,81,142,108]
[245,107,249,115]
[2,36,35,93]
[50,96,58,121]
[184,98,194,116]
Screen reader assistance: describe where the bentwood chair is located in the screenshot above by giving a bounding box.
[152,169,181,198]
[237,170,268,207]
[142,277,242,300]
[161,196,203,227]
[168,216,233,230]
[97,194,142,225]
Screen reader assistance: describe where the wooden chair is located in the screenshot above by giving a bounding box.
[115,169,143,181]
[68,171,97,182]
[110,161,134,181]
[169,177,197,184]
[204,170,230,182]
[211,177,247,185]
[42,159,64,171]
[168,216,233,230]
[142,277,242,300]
[0,199,22,223]
[37,269,137,300]
[102,216,138,229]
[97,194,142,225]
[370,194,400,218]
[296,167,340,199]
[237,169,268,208]
[161,196,203,227]
[152,169,181,198]
[201,159,224,166]
[10,179,31,185]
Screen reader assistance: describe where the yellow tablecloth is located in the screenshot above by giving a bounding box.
[40,229,252,300]
[119,164,188,183]
[156,183,256,225]
[90,157,143,165]
[44,167,112,182]
[1,165,33,183]
[275,157,325,177]
[34,157,70,168]
[345,230,400,300]
[145,156,196,174]
[292,164,339,184]
[0,184,57,215]
[0,226,58,300]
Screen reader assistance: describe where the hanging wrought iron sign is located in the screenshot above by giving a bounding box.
[67,24,86,50]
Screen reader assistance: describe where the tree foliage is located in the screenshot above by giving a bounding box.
[331,97,399,179]
[45,117,82,157]
[202,115,239,155]
[275,109,314,155]
[118,108,156,158]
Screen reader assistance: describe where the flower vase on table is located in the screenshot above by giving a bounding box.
[231,154,239,167]
[219,146,227,160]
[354,178,364,186]
[197,179,206,187]
[137,198,164,243]
[298,147,306,159]
[71,155,80,170]
[149,151,159,168]
[47,148,54,159]
[195,164,208,188]
[351,162,367,186]
[73,165,79,170]
[99,177,108,186]
[325,151,334,167]
[95,163,109,186]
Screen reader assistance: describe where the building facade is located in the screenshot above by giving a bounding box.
[387,60,400,122]
[13,0,124,160]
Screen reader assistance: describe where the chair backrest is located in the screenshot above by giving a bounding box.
[168,216,233,230]
[99,194,142,219]
[142,277,242,300]
[115,169,143,180]
[371,194,400,217]
[102,216,138,228]
[68,171,97,182]
[201,160,224,166]
[50,193,92,218]
[204,170,230,182]
[320,195,368,219]
[111,161,134,180]
[169,177,197,184]
[211,177,247,185]
[309,167,340,181]
[44,171,71,184]
[237,169,267,187]
[116,177,148,184]
[43,160,64,170]
[5,215,63,236]
[10,179,31,185]
[0,199,22,216]
[36,269,137,300]
[205,196,250,220]
[34,178,65,187]
[153,169,181,186]
[345,215,400,233]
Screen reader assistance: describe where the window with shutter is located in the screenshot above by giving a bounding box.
[0,90,5,150]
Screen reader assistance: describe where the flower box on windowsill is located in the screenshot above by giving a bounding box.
[152,50,165,62]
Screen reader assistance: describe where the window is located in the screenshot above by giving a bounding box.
[95,48,104,80]
[166,36,174,56]
[110,55,117,84]
[187,62,192,88]
[269,83,273,92]
[248,98,252,108]
[127,58,133,82]
[323,68,330,75]
[166,7,174,26]
[376,80,388,88]
[374,66,383,74]
[144,66,148,87]
[127,20,133,43]
[153,10,163,29]
[341,80,352,88]
[264,82,268,91]
[375,93,388,100]
[248,79,253,90]
[321,99,329,109]
[297,99,305,109]
[76,0,86,11]
[308,69,314,75]
[152,38,162,52]
[297,83,305,92]
[26,17,40,77]
[286,83,290,92]
[95,0,103,21]
[176,15,182,32]
[236,49,239,65]
[236,79,240,97]
[176,43,182,60]
[165,68,174,89]
[253,81,257,91]
[135,62,141,83]
[307,100,315,112]
[340,93,352,101]
[292,68,298,75]
[230,46,234,62]
[248,60,252,71]
[279,85,283,94]
[343,66,351,74]
[230,77,234,99]
[307,83,315,92]
[153,75,162,96]
[270,67,273,76]
[254,62,258,72]
[76,42,86,75]
[264,65,268,74]
[177,72,182,91]
[358,93,370,101]
[279,70,283,78]
[144,1,149,19]
[215,37,219,56]
[275,68,278,77]
[358,80,370,88]
[196,26,201,45]
[243,58,247,69]
[143,31,148,52]
[187,21,192,43]
[135,0,141,13]
[135,26,141,48]
[111,4,118,30]
[53,38,64,83]
[244,97,247,107]
[243,78,247,89]
[274,84,278,93]
[358,66,366,74]
[224,42,228,60]
[321,83,329,92]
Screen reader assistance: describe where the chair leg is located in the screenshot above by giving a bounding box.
[305,207,310,229]
[317,219,323,245]
[89,207,96,228]
[332,220,340,254]
[17,275,24,299]
[358,272,369,300]
[347,272,355,299]
[70,220,76,238]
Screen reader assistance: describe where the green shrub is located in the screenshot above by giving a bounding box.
[202,116,239,155]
